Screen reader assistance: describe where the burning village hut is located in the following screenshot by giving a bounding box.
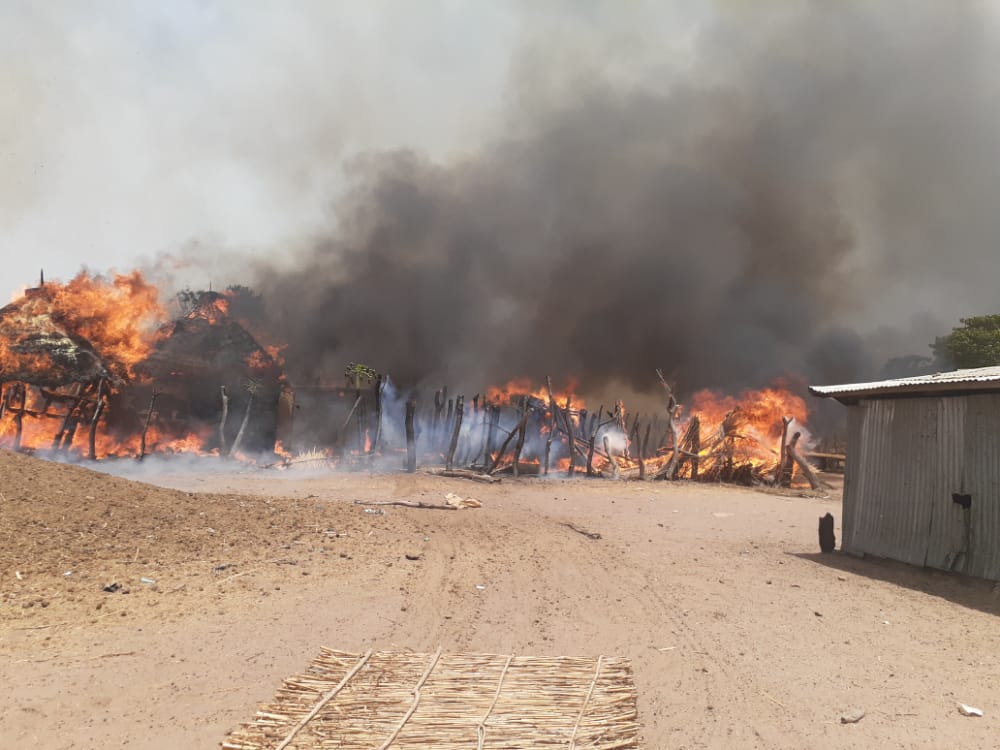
[811,366,1000,581]
[0,279,284,459]
[0,285,112,454]
[130,291,283,456]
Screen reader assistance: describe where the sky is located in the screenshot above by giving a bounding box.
[0,1,701,288]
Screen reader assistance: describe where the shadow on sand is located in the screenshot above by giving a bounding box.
[791,550,1000,617]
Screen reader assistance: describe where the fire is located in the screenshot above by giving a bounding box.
[688,386,808,443]
[0,271,284,461]
[486,378,582,409]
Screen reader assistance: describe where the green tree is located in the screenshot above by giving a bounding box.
[932,315,1000,368]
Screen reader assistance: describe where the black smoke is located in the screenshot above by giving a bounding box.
[248,1,1000,398]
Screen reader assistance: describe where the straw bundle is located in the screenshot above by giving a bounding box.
[223,649,640,749]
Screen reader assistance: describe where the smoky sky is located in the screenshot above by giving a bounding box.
[247,1,1000,395]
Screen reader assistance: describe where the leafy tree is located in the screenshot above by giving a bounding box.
[931,315,1000,369]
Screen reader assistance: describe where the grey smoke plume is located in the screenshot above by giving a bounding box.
[247,1,1000,396]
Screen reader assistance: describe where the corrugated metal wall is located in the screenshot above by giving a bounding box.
[843,393,1000,580]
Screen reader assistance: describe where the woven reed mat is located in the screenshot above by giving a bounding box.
[222,648,640,749]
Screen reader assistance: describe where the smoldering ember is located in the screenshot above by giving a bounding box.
[0,270,829,489]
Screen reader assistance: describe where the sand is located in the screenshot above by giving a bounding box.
[1,449,998,749]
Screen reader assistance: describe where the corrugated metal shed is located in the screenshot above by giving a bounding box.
[813,370,1000,581]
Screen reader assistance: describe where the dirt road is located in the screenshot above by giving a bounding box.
[2,451,998,748]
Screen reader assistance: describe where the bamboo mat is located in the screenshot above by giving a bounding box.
[222,648,640,749]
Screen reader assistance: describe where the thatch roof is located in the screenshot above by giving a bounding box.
[223,648,640,750]
[0,289,108,387]
[137,292,279,383]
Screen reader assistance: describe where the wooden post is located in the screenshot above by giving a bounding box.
[485,405,498,464]
[634,422,647,480]
[138,388,159,460]
[230,383,257,457]
[689,416,700,480]
[564,395,575,477]
[586,435,597,476]
[405,399,417,472]
[52,383,82,450]
[787,431,824,490]
[512,397,528,478]
[488,407,530,474]
[603,435,620,479]
[12,383,26,451]
[219,385,230,456]
[655,369,682,480]
[432,389,443,442]
[0,383,8,423]
[543,377,557,476]
[88,379,106,460]
[774,416,792,486]
[370,375,384,455]
[446,395,464,470]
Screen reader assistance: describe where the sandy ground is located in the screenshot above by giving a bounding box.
[2,450,999,749]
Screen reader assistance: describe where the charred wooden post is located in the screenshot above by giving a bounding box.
[0,383,7,423]
[52,383,82,450]
[87,379,106,460]
[586,435,597,476]
[633,422,647,480]
[543,376,557,476]
[512,396,528,478]
[219,385,230,456]
[603,435,620,480]
[230,381,258,457]
[446,395,464,470]
[485,404,499,464]
[774,417,794,487]
[774,416,793,486]
[138,388,160,460]
[589,408,601,440]
[778,426,799,488]
[564,395,576,477]
[432,389,444,442]
[488,407,530,475]
[788,431,824,490]
[370,375,384,455]
[689,416,701,480]
[655,369,682,480]
[11,383,26,451]
[405,398,417,472]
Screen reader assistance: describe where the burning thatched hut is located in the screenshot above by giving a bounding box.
[127,292,283,455]
[0,287,109,387]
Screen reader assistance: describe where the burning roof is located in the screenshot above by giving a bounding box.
[0,287,109,387]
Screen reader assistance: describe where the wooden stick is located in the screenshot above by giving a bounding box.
[787,431,826,490]
[446,395,464,470]
[774,416,792,486]
[488,407,530,474]
[273,650,374,750]
[88,379,106,461]
[564,395,576,477]
[355,499,459,510]
[12,383,26,451]
[377,648,442,750]
[425,468,501,484]
[512,397,527,478]
[603,435,620,480]
[543,376,557,476]
[138,388,159,460]
[405,399,417,473]
[633,422,647,480]
[218,385,229,456]
[230,383,256,456]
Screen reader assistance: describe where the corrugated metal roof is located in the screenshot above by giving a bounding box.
[810,365,1000,400]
